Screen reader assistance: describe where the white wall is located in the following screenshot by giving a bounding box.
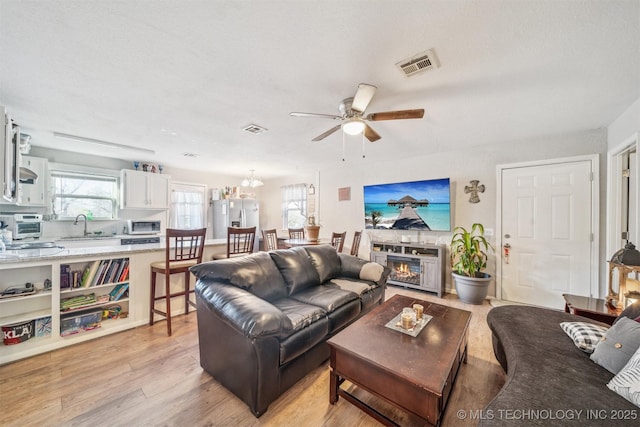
[315,129,608,294]
[608,98,640,149]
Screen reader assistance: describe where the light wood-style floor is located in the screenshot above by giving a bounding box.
[0,287,506,427]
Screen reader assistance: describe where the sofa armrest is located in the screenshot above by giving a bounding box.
[338,253,390,286]
[196,280,293,339]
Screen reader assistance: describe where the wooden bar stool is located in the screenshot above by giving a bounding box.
[212,226,256,259]
[350,230,362,256]
[331,231,347,252]
[150,228,206,336]
[288,227,305,239]
[262,228,278,251]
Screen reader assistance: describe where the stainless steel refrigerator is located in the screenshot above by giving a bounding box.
[211,198,260,244]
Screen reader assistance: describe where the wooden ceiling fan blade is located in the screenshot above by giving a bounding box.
[351,84,377,113]
[363,124,381,142]
[290,112,343,120]
[312,124,342,141]
[366,109,425,121]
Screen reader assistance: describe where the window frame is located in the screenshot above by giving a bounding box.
[49,163,120,221]
[281,183,308,229]
[169,181,207,229]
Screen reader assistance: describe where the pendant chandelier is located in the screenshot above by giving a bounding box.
[241,169,264,188]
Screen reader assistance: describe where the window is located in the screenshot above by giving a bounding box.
[170,183,206,229]
[281,183,307,229]
[51,168,118,220]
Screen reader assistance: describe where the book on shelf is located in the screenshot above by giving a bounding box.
[106,258,124,284]
[81,261,101,287]
[61,293,97,310]
[118,260,130,282]
[109,283,129,301]
[91,260,108,287]
[60,264,71,289]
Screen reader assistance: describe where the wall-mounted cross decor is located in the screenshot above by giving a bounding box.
[464,180,485,203]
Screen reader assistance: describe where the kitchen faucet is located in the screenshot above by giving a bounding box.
[74,214,89,237]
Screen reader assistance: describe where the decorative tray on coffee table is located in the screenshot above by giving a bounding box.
[384,313,433,337]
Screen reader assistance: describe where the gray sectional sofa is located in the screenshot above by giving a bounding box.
[190,245,389,417]
[482,305,637,426]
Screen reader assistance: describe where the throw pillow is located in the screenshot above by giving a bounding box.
[591,317,640,374]
[614,300,640,325]
[560,321,608,353]
[607,345,640,408]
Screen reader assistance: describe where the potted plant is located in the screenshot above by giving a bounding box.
[450,223,493,304]
[305,215,321,241]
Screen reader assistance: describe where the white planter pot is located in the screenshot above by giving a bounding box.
[452,272,491,305]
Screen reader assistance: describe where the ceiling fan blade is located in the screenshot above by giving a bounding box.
[290,112,343,120]
[366,109,425,121]
[363,124,381,142]
[312,124,342,142]
[351,84,377,113]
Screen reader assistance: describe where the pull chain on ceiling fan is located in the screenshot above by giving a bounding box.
[290,83,424,143]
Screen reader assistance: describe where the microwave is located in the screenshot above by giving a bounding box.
[127,220,161,235]
[0,213,43,239]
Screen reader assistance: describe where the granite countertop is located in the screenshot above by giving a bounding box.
[0,238,226,264]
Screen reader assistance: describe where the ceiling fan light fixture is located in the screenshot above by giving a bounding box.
[343,120,365,135]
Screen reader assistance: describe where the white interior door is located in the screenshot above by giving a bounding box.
[500,159,595,309]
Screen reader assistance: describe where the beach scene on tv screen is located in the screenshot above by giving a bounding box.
[364,178,451,231]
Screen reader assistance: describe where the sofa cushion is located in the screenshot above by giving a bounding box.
[328,278,374,295]
[591,317,640,374]
[272,297,326,331]
[190,252,288,301]
[270,247,321,294]
[560,321,608,353]
[608,345,640,407]
[614,300,640,325]
[303,245,341,283]
[290,284,358,313]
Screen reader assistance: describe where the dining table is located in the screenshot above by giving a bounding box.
[283,238,328,247]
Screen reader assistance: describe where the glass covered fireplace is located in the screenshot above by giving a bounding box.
[387,255,421,286]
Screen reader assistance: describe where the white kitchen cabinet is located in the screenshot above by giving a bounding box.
[120,169,170,209]
[19,156,47,206]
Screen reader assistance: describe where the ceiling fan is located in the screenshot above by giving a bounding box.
[290,83,424,142]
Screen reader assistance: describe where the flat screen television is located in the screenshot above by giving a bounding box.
[363,178,451,231]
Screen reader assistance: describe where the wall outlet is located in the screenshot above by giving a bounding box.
[484,228,494,237]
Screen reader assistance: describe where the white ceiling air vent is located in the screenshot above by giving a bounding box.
[242,124,268,134]
[182,152,199,157]
[396,48,440,77]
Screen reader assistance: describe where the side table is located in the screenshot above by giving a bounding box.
[563,293,622,325]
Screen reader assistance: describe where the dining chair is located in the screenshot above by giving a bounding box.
[150,227,207,336]
[213,226,257,259]
[262,228,279,251]
[331,231,347,253]
[350,230,362,256]
[288,227,305,239]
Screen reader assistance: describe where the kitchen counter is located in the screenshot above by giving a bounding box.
[0,238,226,263]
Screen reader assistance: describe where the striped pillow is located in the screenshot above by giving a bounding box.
[608,345,640,407]
[560,321,609,353]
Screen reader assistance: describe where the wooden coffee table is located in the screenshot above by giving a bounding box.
[328,294,471,426]
[562,293,622,325]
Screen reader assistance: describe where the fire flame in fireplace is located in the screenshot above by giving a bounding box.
[390,262,420,285]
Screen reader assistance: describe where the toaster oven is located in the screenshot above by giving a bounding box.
[126,220,161,235]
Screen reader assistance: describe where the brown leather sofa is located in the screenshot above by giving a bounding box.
[191,245,389,417]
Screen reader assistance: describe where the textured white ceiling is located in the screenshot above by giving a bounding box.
[1,0,639,179]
